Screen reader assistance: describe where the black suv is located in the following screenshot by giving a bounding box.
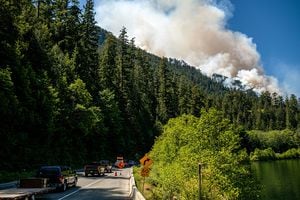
[37,166,77,191]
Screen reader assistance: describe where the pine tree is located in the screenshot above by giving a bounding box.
[65,0,81,52]
[78,0,99,93]
[286,94,298,130]
[99,33,117,91]
[53,0,69,50]
[156,57,169,123]
[178,75,189,115]
[189,85,204,117]
[116,27,130,96]
[272,93,286,130]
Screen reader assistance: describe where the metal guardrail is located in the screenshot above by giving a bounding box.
[0,181,18,190]
[129,168,146,200]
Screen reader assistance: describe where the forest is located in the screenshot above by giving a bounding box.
[0,0,300,175]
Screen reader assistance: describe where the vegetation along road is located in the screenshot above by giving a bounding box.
[37,168,131,200]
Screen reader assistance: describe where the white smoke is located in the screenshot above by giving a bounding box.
[95,0,282,94]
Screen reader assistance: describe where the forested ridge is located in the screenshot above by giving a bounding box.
[1,0,300,171]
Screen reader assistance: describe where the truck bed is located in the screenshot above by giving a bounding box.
[0,178,55,199]
[0,187,55,199]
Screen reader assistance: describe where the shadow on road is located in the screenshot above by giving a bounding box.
[104,175,131,180]
[37,187,132,200]
[79,187,131,200]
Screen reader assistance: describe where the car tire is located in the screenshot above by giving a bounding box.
[61,182,67,192]
[73,178,77,187]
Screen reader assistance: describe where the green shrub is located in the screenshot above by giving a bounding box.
[277,148,300,159]
[148,109,260,199]
[250,148,300,161]
[250,148,276,161]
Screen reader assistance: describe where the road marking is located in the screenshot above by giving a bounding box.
[57,178,105,200]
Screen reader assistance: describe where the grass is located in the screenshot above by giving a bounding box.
[133,166,155,200]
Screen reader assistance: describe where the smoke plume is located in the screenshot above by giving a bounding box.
[95,0,281,94]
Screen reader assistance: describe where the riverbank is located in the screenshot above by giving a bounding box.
[250,148,300,161]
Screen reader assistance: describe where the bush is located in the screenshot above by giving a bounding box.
[250,148,276,161]
[148,109,260,199]
[277,148,300,159]
[250,148,300,161]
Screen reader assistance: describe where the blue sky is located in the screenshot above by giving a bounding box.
[80,0,300,97]
[229,0,300,96]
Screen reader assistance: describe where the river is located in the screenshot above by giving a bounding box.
[251,159,300,200]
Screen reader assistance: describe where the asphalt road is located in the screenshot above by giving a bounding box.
[37,168,132,200]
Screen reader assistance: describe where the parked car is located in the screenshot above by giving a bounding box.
[84,162,105,177]
[99,160,113,173]
[36,166,77,191]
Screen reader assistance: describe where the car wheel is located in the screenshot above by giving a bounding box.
[98,167,102,175]
[73,178,77,187]
[61,182,67,192]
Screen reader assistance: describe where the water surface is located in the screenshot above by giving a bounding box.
[252,159,300,200]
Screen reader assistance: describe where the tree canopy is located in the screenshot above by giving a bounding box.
[149,109,260,199]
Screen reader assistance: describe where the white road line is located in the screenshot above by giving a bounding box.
[57,178,106,200]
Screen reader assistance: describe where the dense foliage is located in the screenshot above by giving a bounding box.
[247,130,300,153]
[247,130,300,161]
[0,0,300,172]
[250,148,300,161]
[149,109,260,199]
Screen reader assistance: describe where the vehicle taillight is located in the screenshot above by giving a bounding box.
[58,175,64,183]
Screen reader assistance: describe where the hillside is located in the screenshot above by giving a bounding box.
[0,0,299,171]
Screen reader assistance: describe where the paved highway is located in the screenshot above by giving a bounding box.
[37,168,132,200]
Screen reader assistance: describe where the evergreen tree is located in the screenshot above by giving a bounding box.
[272,93,286,130]
[286,94,298,130]
[156,57,169,123]
[115,27,130,96]
[99,33,117,91]
[65,0,81,53]
[52,0,69,50]
[189,85,204,117]
[78,0,99,93]
[177,75,190,115]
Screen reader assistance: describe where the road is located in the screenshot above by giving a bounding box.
[37,168,132,200]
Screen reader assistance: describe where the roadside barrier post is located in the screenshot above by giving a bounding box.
[198,163,202,200]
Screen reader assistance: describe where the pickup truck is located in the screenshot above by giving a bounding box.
[99,160,113,173]
[84,162,105,177]
[36,166,77,191]
[0,165,77,199]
